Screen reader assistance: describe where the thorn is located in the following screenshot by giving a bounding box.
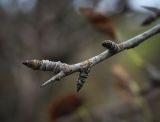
[41,72,65,87]
[41,78,54,87]
[41,82,48,87]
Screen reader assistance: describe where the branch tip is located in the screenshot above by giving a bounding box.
[41,71,65,87]
[41,78,56,87]
[76,82,84,92]
[22,60,41,70]
[142,6,160,26]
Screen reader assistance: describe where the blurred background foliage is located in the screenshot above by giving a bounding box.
[0,0,160,122]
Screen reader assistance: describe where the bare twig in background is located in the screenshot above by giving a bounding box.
[142,6,160,26]
[23,24,160,91]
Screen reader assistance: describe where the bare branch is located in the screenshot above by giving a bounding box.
[23,24,160,91]
[142,6,160,26]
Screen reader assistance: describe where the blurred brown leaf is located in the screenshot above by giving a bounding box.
[80,7,116,39]
[49,94,83,121]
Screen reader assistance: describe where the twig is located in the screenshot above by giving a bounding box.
[142,6,160,26]
[23,24,160,91]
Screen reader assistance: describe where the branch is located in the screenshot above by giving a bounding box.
[23,24,160,92]
[142,6,160,26]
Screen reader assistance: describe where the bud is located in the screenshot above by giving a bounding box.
[22,59,41,70]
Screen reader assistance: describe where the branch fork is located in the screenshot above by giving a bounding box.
[23,24,160,92]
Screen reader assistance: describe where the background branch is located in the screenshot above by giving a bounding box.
[23,24,160,91]
[142,6,160,26]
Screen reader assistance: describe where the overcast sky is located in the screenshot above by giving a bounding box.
[0,0,37,15]
[0,0,160,16]
[73,0,160,15]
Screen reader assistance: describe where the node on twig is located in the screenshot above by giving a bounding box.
[102,40,119,52]
[76,67,90,92]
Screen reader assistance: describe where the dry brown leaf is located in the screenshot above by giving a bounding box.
[48,94,82,121]
[80,7,116,39]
